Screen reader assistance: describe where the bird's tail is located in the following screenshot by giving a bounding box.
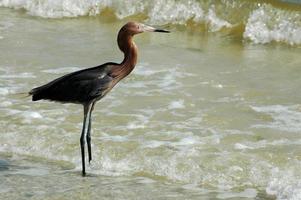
[28,85,50,101]
[29,88,41,101]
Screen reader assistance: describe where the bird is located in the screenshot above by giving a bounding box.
[29,22,169,176]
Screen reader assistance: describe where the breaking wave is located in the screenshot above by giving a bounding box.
[0,0,301,45]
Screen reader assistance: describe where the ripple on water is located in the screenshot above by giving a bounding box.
[0,72,35,79]
[42,67,82,74]
[168,99,185,110]
[0,101,12,107]
[216,188,258,199]
[251,105,301,132]
[6,110,43,123]
[0,159,9,171]
[266,166,301,200]
[0,88,9,95]
[244,4,301,45]
[127,64,192,95]
[235,138,301,150]
[0,21,14,30]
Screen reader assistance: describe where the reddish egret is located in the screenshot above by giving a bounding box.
[29,22,169,176]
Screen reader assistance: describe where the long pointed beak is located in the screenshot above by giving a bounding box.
[142,24,170,33]
[154,29,170,33]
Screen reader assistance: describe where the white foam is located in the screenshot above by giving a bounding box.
[142,140,166,148]
[148,0,204,25]
[213,84,224,89]
[0,0,231,32]
[234,139,301,151]
[21,111,43,119]
[136,177,157,184]
[173,136,200,146]
[127,122,145,129]
[244,4,301,45]
[216,188,258,199]
[95,154,137,176]
[0,72,35,79]
[206,7,232,32]
[101,134,129,142]
[0,21,14,32]
[0,0,105,18]
[266,167,301,200]
[168,99,185,109]
[7,110,43,123]
[0,186,10,194]
[133,64,158,76]
[12,168,49,176]
[234,143,254,150]
[109,0,145,19]
[123,81,146,89]
[42,67,82,74]
[0,88,9,95]
[251,105,301,132]
[0,101,12,107]
[1,0,300,45]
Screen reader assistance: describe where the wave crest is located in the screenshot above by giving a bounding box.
[1,0,301,45]
[244,4,301,45]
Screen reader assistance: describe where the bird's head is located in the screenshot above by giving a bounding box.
[121,21,170,36]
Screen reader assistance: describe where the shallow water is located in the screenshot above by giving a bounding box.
[0,3,301,200]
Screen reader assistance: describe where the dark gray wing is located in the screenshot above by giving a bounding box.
[30,62,116,104]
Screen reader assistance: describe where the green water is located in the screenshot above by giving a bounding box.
[1,7,301,200]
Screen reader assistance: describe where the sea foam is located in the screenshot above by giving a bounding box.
[251,105,301,132]
[1,0,300,45]
[266,167,301,200]
[244,4,301,45]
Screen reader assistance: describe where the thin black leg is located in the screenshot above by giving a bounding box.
[86,102,95,164]
[80,104,90,176]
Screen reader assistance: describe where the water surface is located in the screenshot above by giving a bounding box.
[0,2,301,199]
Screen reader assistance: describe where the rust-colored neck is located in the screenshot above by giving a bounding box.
[111,30,138,80]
